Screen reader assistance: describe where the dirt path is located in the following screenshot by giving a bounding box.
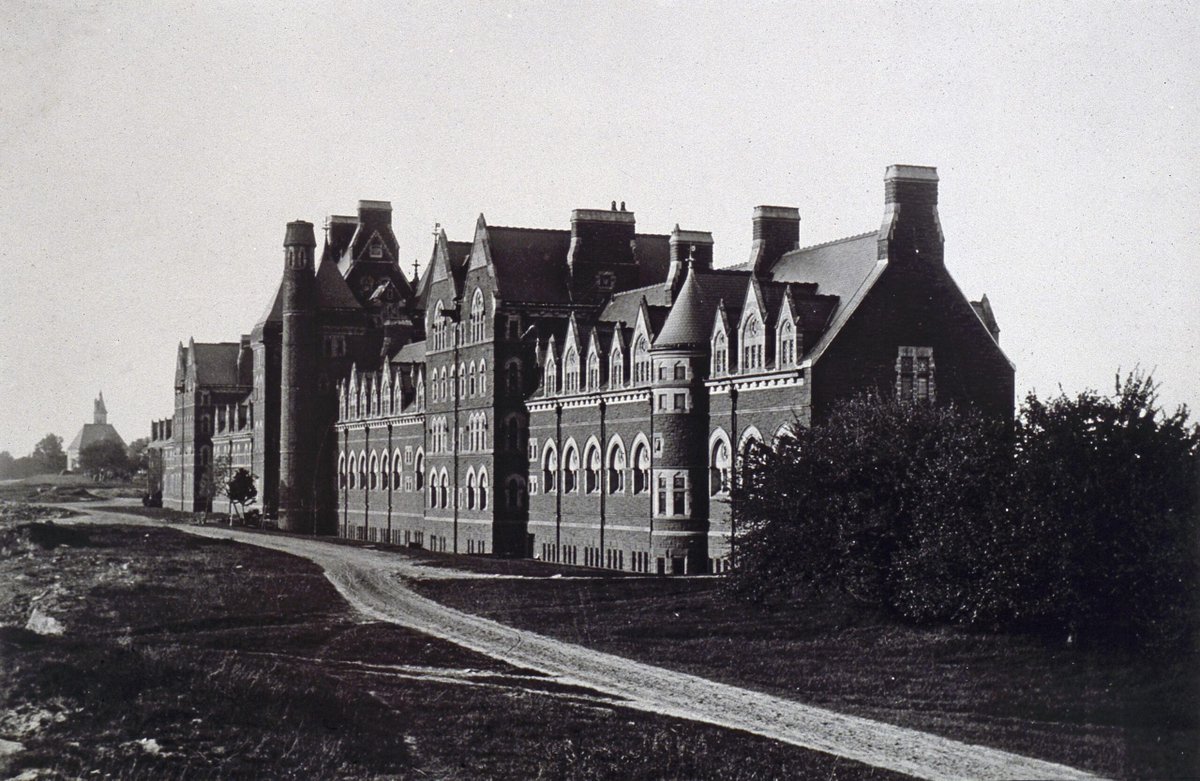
[68,505,1104,781]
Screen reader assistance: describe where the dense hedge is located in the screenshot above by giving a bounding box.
[728,374,1200,652]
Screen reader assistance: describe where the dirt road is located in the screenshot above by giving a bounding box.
[70,505,1103,781]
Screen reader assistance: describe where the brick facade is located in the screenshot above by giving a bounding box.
[151,165,1014,573]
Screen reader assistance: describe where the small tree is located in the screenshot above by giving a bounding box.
[78,438,130,480]
[126,437,150,472]
[33,434,66,473]
[226,468,258,521]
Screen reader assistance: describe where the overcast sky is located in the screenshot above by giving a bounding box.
[1,1,1197,455]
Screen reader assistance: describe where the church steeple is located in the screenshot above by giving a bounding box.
[94,392,108,424]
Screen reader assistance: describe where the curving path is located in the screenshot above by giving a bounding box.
[69,504,1104,781]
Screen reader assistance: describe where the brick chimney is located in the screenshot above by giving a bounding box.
[748,206,800,274]
[878,165,943,263]
[568,203,637,301]
[667,225,713,297]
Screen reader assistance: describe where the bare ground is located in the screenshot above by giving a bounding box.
[63,502,1103,781]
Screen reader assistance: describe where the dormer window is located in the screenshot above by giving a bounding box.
[563,348,579,393]
[544,354,557,395]
[778,320,795,367]
[587,350,600,389]
[609,346,623,388]
[712,331,728,375]
[741,315,763,372]
[634,337,651,384]
[370,243,383,258]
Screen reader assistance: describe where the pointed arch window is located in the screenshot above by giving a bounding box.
[346,453,355,489]
[634,337,651,384]
[587,350,600,390]
[469,362,477,397]
[470,288,486,343]
[542,442,558,492]
[564,348,579,393]
[778,319,795,367]
[632,441,650,494]
[710,438,731,496]
[563,444,580,493]
[741,315,763,371]
[544,354,557,396]
[393,448,402,490]
[585,442,601,494]
[379,451,390,490]
[466,469,477,510]
[338,452,347,489]
[607,441,626,493]
[479,469,489,511]
[609,346,623,389]
[415,450,425,491]
[369,452,379,490]
[439,469,449,509]
[505,476,526,511]
[478,360,487,396]
[712,330,728,375]
[358,451,368,490]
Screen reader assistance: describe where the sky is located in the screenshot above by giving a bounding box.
[1,0,1197,455]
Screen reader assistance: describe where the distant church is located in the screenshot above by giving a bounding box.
[148,165,1014,574]
[68,392,125,471]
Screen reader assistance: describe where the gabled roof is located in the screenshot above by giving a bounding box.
[759,231,883,363]
[392,340,426,365]
[68,422,125,454]
[316,256,362,311]
[598,283,666,326]
[189,342,244,387]
[486,225,573,304]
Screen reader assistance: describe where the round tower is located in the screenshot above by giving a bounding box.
[649,260,711,574]
[279,220,317,532]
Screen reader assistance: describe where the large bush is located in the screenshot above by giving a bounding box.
[729,373,1199,652]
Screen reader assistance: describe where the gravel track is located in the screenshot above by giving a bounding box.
[70,506,1104,781]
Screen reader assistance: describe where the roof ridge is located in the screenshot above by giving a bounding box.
[786,230,877,256]
[487,224,570,234]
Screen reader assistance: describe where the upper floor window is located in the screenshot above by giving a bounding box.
[584,443,601,494]
[587,350,601,390]
[607,441,626,493]
[710,438,731,496]
[564,348,580,393]
[632,441,650,494]
[712,331,728,375]
[634,337,651,384]
[506,359,522,397]
[609,347,623,389]
[778,319,795,367]
[741,315,763,372]
[897,346,935,403]
[563,444,580,493]
[543,354,557,396]
[469,288,486,343]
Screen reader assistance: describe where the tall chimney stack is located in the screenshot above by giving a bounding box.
[279,220,317,533]
[748,206,800,274]
[879,165,943,263]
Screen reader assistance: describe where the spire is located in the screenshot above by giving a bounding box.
[94,392,108,424]
[654,260,709,351]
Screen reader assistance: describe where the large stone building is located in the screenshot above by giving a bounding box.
[149,165,1013,573]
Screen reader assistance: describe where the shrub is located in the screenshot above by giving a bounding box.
[729,372,1200,653]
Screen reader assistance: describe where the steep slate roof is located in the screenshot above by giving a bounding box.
[68,423,125,454]
[190,343,243,386]
[392,340,426,365]
[598,283,669,326]
[316,256,362,310]
[486,226,573,304]
[760,231,883,363]
[634,234,671,287]
[654,267,752,350]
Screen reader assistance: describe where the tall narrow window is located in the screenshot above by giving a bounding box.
[634,338,650,384]
[710,439,730,496]
[633,443,650,494]
[712,331,727,375]
[896,347,935,402]
[542,444,558,492]
[672,474,686,515]
[585,444,601,494]
[564,445,580,493]
[607,442,626,494]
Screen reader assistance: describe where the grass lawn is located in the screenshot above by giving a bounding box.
[413,573,1200,780]
[0,509,911,780]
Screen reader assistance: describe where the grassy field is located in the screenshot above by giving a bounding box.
[0,507,910,780]
[414,573,1200,780]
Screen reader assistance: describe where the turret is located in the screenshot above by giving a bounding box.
[279,220,317,532]
[650,261,711,573]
